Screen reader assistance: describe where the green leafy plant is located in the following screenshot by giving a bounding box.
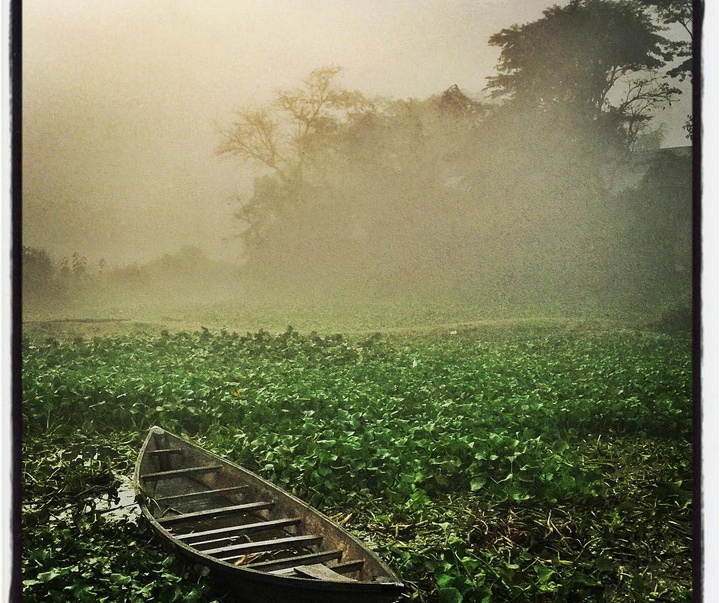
[22,325,692,601]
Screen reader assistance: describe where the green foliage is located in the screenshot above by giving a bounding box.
[616,148,693,305]
[22,325,692,601]
[638,0,693,80]
[22,437,229,603]
[646,302,692,335]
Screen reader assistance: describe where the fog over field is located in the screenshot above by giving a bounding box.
[23,0,693,325]
[25,0,546,265]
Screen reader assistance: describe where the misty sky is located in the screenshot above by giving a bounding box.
[23,0,692,266]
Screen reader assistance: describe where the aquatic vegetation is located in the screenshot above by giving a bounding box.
[22,325,693,601]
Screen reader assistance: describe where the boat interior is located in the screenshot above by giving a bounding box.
[138,429,386,583]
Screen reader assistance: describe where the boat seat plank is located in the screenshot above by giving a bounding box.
[295,563,358,582]
[149,448,183,455]
[209,534,322,558]
[182,517,302,546]
[269,563,362,578]
[331,559,365,574]
[142,465,223,480]
[159,501,274,524]
[244,549,343,572]
[154,486,247,504]
[267,567,303,576]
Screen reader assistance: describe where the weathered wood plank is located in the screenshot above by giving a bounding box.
[295,563,357,582]
[209,534,322,558]
[154,486,247,504]
[149,448,183,455]
[181,517,302,546]
[331,559,365,574]
[142,465,223,480]
[267,567,303,576]
[159,501,274,525]
[245,549,343,571]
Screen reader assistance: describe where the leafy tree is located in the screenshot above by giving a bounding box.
[22,246,55,299]
[437,84,486,120]
[607,74,683,149]
[486,0,679,148]
[216,61,690,305]
[71,252,88,280]
[617,147,692,300]
[639,0,693,78]
[642,0,693,34]
[219,72,483,291]
[638,0,694,138]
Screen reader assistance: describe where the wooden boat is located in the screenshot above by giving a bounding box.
[134,426,404,603]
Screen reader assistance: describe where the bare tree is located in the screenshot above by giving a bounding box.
[614,74,681,149]
[217,110,286,176]
[218,66,365,187]
[218,66,367,252]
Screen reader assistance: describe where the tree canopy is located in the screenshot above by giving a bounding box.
[486,0,679,148]
[638,0,694,80]
[639,0,693,37]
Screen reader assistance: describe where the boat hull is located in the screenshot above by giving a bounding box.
[146,518,402,603]
[134,426,404,603]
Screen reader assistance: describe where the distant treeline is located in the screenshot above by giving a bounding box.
[23,102,692,317]
[21,246,242,307]
[212,0,693,312]
[212,88,692,311]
